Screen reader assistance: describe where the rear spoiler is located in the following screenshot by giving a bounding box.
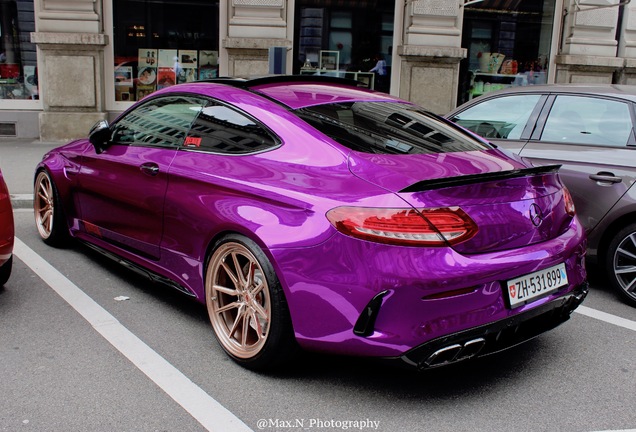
[197,74,362,89]
[399,164,562,193]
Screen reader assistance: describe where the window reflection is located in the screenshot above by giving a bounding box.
[112,96,205,146]
[297,102,490,155]
[452,94,541,139]
[541,96,632,147]
[185,103,278,154]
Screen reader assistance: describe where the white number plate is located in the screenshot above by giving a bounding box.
[506,263,568,308]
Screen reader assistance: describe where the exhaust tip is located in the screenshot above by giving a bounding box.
[424,344,463,367]
[423,338,487,368]
[456,338,486,361]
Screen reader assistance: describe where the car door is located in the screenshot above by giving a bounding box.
[448,92,548,154]
[160,100,282,267]
[76,94,206,259]
[519,94,636,233]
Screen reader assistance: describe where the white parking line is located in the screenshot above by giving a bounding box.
[13,237,253,432]
[575,305,636,332]
[591,430,636,432]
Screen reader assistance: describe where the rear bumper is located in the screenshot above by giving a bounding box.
[398,281,589,369]
[274,215,587,358]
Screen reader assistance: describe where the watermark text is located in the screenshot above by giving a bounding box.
[256,418,380,430]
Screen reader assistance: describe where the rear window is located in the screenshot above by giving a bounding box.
[295,101,491,155]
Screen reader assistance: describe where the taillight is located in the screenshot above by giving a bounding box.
[326,206,478,246]
[563,187,576,216]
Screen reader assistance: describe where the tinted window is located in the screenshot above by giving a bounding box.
[111,95,205,147]
[452,94,541,139]
[184,103,278,154]
[296,102,490,155]
[541,96,633,147]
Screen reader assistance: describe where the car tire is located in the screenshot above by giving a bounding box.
[205,234,297,370]
[34,170,70,247]
[606,222,636,307]
[0,255,12,286]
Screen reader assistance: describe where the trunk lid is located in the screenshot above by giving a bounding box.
[349,149,573,254]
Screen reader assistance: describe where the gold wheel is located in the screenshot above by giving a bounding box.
[34,171,55,240]
[206,241,272,359]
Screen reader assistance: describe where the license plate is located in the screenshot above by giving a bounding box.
[506,263,568,308]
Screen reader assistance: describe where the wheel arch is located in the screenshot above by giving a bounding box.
[200,229,292,307]
[201,228,300,369]
[33,166,74,247]
[34,160,77,224]
[596,210,636,267]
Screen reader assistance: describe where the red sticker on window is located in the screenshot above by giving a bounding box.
[184,136,202,147]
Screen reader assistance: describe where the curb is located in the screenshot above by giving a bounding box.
[11,194,33,210]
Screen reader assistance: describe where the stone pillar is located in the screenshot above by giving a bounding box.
[618,2,636,84]
[555,0,623,83]
[395,0,466,114]
[32,0,107,141]
[221,0,292,78]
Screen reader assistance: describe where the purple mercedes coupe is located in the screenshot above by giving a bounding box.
[34,76,588,371]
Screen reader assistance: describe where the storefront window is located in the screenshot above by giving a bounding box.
[294,0,394,93]
[0,0,37,100]
[112,0,219,102]
[458,0,556,104]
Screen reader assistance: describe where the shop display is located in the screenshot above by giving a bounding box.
[478,52,505,73]
[294,3,393,94]
[319,50,339,71]
[460,1,556,104]
[115,49,219,102]
[112,0,219,103]
[0,1,38,101]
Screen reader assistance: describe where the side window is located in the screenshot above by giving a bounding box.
[184,103,279,154]
[541,96,633,147]
[111,95,205,147]
[452,94,541,139]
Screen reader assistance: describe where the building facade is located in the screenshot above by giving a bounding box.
[1,0,635,140]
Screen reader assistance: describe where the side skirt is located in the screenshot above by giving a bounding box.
[80,240,196,298]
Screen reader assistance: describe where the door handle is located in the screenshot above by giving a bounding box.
[140,163,160,176]
[589,172,622,184]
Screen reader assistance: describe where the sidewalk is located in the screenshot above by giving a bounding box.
[0,138,63,209]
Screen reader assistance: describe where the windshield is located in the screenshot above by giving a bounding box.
[295,101,491,155]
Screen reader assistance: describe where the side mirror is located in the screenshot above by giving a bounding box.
[88,120,111,154]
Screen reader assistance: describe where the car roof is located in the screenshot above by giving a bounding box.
[471,83,636,102]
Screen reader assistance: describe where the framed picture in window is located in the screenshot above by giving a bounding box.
[199,50,218,67]
[114,66,133,86]
[158,49,178,68]
[319,50,339,71]
[178,50,198,69]
[138,49,157,68]
[355,72,375,90]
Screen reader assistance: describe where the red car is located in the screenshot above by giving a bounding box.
[0,167,14,286]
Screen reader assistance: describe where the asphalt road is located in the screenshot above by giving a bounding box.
[1,209,636,432]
